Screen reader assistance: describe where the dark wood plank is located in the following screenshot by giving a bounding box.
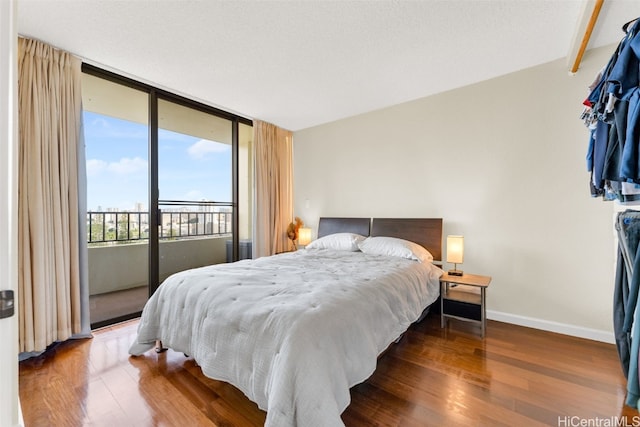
[317,217,371,238]
[371,218,443,261]
[19,315,635,426]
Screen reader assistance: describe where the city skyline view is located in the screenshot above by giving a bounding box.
[83,111,232,212]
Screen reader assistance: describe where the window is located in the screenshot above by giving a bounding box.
[82,65,252,328]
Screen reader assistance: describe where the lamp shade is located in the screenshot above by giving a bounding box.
[298,227,312,246]
[446,235,464,264]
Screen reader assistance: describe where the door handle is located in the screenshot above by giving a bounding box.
[0,290,14,319]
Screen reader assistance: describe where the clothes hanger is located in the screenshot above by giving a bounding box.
[622,17,640,34]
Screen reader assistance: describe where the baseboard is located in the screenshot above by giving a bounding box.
[487,310,615,344]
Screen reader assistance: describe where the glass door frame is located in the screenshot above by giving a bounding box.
[150,92,242,295]
[82,63,251,300]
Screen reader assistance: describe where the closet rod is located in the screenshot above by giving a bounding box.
[570,0,604,73]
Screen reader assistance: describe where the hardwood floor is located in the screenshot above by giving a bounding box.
[19,314,636,426]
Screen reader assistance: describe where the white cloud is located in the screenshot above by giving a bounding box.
[86,159,107,177]
[106,157,148,175]
[187,139,229,159]
[90,117,110,128]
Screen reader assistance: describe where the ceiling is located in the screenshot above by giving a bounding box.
[16,0,640,131]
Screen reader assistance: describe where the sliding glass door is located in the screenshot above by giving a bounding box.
[156,98,234,284]
[82,72,150,327]
[82,65,252,328]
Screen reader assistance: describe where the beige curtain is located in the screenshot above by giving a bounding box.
[17,38,84,353]
[254,120,294,257]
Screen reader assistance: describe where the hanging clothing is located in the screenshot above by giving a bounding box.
[614,247,630,378]
[593,120,611,190]
[582,19,640,199]
[615,210,640,407]
[584,19,640,410]
[602,99,628,182]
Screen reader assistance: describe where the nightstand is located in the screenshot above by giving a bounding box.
[440,272,492,337]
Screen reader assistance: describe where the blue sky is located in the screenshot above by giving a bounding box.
[83,111,231,211]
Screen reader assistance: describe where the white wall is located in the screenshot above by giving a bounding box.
[293,45,617,342]
[0,0,21,425]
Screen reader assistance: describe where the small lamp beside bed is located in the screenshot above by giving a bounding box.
[446,235,464,276]
[298,227,312,247]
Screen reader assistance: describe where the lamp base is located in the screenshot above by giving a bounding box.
[448,269,464,276]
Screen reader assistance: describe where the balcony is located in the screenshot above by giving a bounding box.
[87,206,251,326]
[88,209,232,244]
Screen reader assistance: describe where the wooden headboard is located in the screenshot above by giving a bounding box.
[317,217,371,238]
[316,217,442,261]
[371,218,443,261]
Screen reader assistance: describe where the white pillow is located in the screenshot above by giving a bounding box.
[358,236,433,263]
[306,233,366,251]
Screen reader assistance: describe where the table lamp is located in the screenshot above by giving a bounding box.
[446,235,464,276]
[298,227,312,247]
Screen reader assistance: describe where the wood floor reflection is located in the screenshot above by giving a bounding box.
[19,314,637,426]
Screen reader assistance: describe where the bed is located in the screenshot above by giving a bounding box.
[129,217,443,426]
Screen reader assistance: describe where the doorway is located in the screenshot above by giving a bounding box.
[156,98,234,286]
[82,65,253,328]
[82,72,150,327]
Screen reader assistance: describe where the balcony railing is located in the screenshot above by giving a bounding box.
[87,202,232,244]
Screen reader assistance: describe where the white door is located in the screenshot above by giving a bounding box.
[0,1,21,426]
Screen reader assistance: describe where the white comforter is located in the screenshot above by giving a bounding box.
[129,249,442,426]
